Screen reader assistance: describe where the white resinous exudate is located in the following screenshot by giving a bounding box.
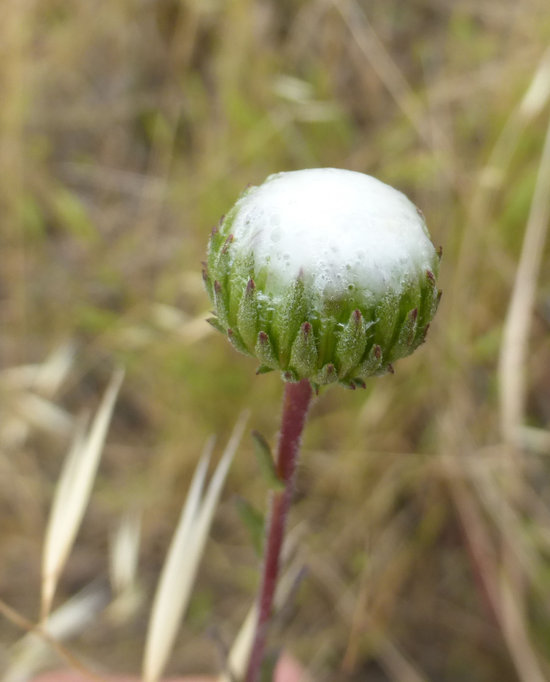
[227,168,435,303]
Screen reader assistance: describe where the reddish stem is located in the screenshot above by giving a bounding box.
[244,379,313,682]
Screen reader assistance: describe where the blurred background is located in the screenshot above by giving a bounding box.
[1,0,550,680]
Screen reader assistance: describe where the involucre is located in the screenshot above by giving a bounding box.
[204,168,441,389]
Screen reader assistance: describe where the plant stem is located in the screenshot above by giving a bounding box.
[244,378,313,682]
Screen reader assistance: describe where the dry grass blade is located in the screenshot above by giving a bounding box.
[216,602,257,682]
[2,583,110,682]
[468,463,540,586]
[143,412,249,682]
[16,393,73,437]
[483,48,550,191]
[0,364,44,390]
[377,640,427,682]
[109,510,142,596]
[498,112,550,445]
[0,342,74,393]
[142,436,214,682]
[0,343,73,410]
[306,549,428,682]
[106,511,144,625]
[334,0,450,164]
[41,369,124,621]
[446,466,546,682]
[499,575,547,682]
[519,426,550,454]
[32,342,75,396]
[0,345,75,450]
[452,49,550,329]
[519,48,550,119]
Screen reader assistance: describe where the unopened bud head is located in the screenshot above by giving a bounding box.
[204,168,441,388]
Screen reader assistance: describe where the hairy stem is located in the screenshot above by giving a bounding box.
[244,379,313,682]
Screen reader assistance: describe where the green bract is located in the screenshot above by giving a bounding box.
[204,169,441,389]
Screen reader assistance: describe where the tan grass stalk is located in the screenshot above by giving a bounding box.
[519,48,550,120]
[109,510,142,596]
[307,552,428,682]
[334,0,450,162]
[376,640,427,682]
[518,425,550,454]
[2,584,110,682]
[446,467,546,682]
[32,343,76,396]
[41,369,124,621]
[105,511,144,626]
[452,49,550,334]
[494,75,550,671]
[498,112,550,445]
[142,437,214,682]
[0,342,74,393]
[142,412,249,682]
[468,462,540,586]
[216,603,258,682]
[0,345,75,450]
[483,48,550,193]
[15,392,73,437]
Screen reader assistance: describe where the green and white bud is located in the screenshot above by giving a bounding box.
[204,168,441,389]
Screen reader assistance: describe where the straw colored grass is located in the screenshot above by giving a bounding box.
[143,413,248,682]
[41,370,125,621]
[498,113,550,446]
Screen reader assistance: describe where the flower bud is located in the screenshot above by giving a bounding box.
[204,168,441,388]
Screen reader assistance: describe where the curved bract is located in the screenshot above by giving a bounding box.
[204,168,441,389]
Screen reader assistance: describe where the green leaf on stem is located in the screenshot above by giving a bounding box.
[234,497,265,556]
[251,430,285,491]
[259,652,279,682]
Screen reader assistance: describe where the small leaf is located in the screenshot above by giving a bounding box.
[234,497,265,556]
[251,430,284,491]
[259,652,280,682]
[51,186,96,242]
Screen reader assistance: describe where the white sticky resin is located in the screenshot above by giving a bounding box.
[228,168,436,300]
